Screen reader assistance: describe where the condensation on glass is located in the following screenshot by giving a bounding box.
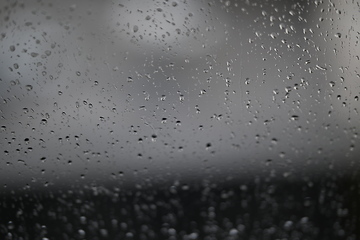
[0,0,359,239]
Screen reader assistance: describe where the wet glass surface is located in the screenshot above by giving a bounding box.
[0,0,359,239]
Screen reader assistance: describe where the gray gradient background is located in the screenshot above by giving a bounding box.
[0,0,359,191]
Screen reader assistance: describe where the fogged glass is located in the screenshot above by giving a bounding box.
[0,0,359,239]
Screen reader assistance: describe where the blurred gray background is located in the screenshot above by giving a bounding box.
[0,0,359,191]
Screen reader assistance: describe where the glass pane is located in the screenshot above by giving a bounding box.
[1,0,359,239]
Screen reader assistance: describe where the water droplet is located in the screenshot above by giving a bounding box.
[160,95,166,101]
[316,65,327,71]
[335,33,341,38]
[69,4,77,11]
[25,85,33,91]
[284,221,293,230]
[225,78,231,87]
[30,52,39,57]
[265,159,272,166]
[290,115,299,121]
[350,144,355,151]
[200,89,206,95]
[283,172,291,178]
[7,221,14,230]
[78,229,86,237]
[329,81,335,87]
[126,232,133,238]
[151,134,157,142]
[133,25,138,33]
[9,45,15,52]
[188,233,198,239]
[195,105,200,113]
[270,33,277,39]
